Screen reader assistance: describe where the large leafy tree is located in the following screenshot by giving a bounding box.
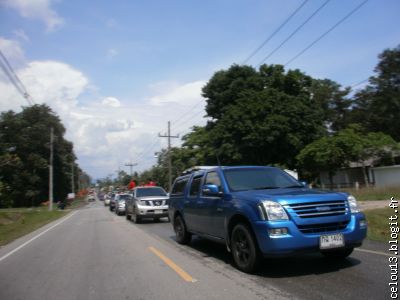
[311,79,352,132]
[0,104,79,207]
[350,45,400,141]
[200,64,327,168]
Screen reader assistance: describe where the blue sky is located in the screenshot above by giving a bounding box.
[0,0,399,180]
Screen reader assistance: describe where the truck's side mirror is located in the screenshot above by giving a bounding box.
[299,180,308,187]
[202,184,222,197]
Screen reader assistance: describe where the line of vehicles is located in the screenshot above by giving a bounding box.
[104,186,169,222]
[100,165,368,274]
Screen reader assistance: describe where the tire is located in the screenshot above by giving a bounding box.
[322,247,354,259]
[126,213,131,220]
[132,209,141,224]
[231,223,261,273]
[174,215,191,245]
[154,218,160,223]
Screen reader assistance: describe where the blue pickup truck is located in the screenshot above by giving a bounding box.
[168,166,367,273]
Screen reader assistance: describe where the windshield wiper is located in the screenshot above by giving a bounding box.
[282,185,303,188]
[254,186,279,190]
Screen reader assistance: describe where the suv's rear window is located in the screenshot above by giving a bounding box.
[171,177,189,195]
[136,187,167,197]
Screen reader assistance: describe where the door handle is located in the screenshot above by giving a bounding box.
[216,208,223,212]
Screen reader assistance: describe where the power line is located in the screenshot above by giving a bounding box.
[171,98,206,125]
[135,138,160,162]
[350,78,369,88]
[0,49,34,106]
[257,0,330,67]
[242,0,309,64]
[284,0,369,66]
[173,106,206,131]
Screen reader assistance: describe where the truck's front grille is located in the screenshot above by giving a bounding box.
[297,221,350,234]
[140,200,168,206]
[286,200,347,218]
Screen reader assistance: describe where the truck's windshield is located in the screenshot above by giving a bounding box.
[136,187,167,197]
[223,168,302,192]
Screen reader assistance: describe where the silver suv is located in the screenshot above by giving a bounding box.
[126,186,169,223]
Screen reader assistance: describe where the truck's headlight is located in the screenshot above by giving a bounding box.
[259,200,289,221]
[348,195,360,213]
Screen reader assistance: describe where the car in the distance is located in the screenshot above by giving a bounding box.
[114,193,132,216]
[109,193,117,211]
[126,186,169,223]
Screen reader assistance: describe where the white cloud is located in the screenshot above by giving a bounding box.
[102,97,121,107]
[0,38,208,179]
[19,61,88,110]
[13,29,30,42]
[0,38,25,63]
[150,80,206,106]
[2,0,64,32]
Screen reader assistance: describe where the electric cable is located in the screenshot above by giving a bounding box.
[0,49,34,105]
[284,0,369,66]
[242,0,309,64]
[257,0,330,67]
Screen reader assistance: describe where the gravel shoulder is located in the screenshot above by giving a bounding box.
[359,200,390,211]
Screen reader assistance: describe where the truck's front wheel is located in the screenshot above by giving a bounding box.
[231,223,261,273]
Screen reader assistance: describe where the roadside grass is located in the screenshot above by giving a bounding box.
[341,186,400,201]
[0,209,67,246]
[0,197,87,246]
[364,207,392,242]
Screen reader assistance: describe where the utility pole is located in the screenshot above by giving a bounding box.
[71,160,75,194]
[159,121,179,192]
[49,127,54,211]
[125,161,138,176]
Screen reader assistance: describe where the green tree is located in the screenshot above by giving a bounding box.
[0,104,79,207]
[200,64,326,168]
[350,45,400,141]
[311,79,352,132]
[297,125,398,187]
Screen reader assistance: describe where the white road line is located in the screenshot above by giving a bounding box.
[0,211,78,263]
[355,248,395,257]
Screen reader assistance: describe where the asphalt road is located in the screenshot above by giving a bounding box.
[0,201,392,300]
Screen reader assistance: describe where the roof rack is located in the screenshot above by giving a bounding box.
[181,166,218,175]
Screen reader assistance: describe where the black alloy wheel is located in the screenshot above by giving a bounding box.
[231,223,261,273]
[174,215,191,245]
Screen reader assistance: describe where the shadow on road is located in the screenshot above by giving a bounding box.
[179,236,361,278]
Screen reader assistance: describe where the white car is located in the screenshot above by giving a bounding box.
[104,194,111,206]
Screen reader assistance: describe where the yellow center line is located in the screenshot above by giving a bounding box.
[148,246,196,283]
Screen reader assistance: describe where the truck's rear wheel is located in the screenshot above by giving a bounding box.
[174,215,191,244]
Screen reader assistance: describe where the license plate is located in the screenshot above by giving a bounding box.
[320,233,344,250]
[154,210,163,214]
